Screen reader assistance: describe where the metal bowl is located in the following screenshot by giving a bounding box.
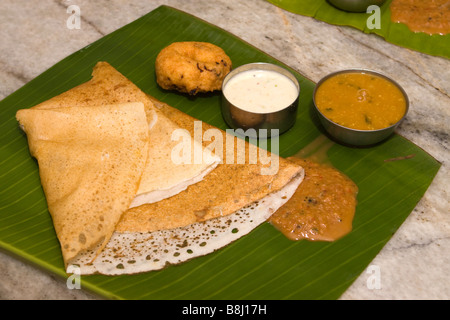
[313,69,409,147]
[221,62,300,138]
[327,0,386,12]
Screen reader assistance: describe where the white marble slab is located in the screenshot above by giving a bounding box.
[0,0,448,300]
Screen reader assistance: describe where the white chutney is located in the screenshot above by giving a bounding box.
[223,69,299,114]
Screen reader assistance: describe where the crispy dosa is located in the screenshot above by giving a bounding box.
[15,102,149,267]
[18,61,304,275]
[32,61,220,205]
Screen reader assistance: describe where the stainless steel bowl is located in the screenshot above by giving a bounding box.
[313,69,409,147]
[221,62,300,138]
[327,0,386,12]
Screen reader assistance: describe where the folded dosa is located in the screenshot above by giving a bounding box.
[15,102,149,267]
[17,61,304,275]
[32,61,220,206]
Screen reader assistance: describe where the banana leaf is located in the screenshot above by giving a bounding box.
[267,0,450,59]
[0,5,440,300]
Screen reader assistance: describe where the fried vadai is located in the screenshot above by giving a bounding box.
[155,41,232,95]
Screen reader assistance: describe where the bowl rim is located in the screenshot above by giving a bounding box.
[327,0,388,13]
[312,68,409,133]
[221,62,300,115]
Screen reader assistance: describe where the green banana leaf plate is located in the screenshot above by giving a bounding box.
[0,5,441,300]
[268,0,450,59]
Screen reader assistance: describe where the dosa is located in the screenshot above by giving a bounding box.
[15,102,149,267]
[17,61,304,275]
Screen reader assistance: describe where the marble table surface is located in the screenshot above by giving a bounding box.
[0,0,448,300]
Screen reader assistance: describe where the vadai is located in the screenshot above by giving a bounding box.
[155,41,232,95]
